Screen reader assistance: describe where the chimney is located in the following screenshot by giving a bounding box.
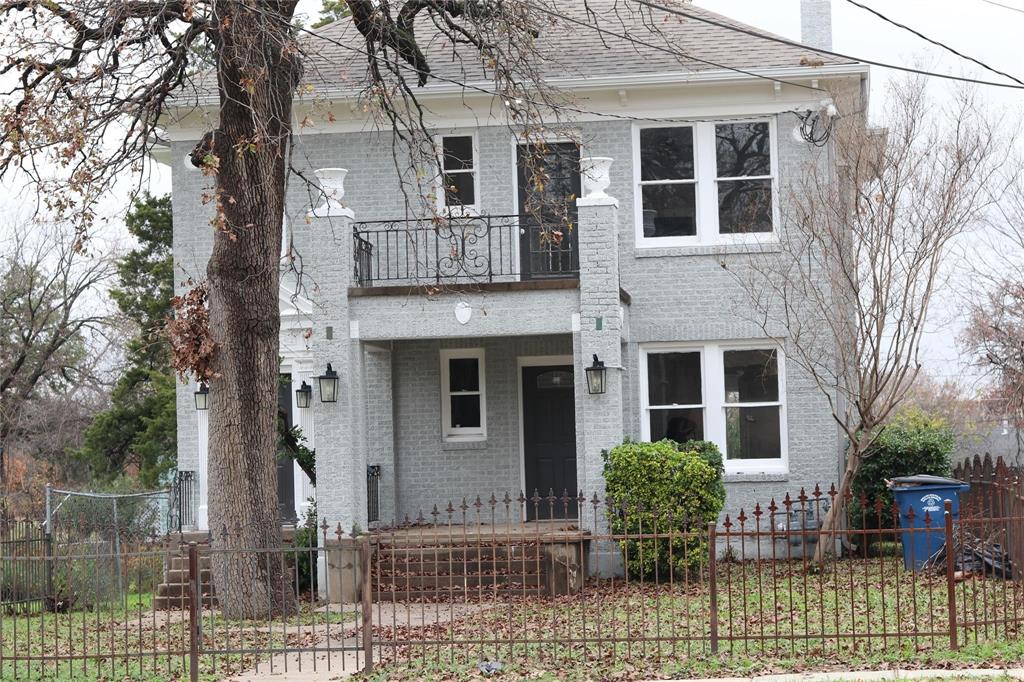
[800,0,833,51]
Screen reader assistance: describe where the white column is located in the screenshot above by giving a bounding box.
[292,365,316,523]
[196,407,210,531]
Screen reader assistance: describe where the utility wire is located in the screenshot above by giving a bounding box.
[843,0,1024,86]
[633,0,1024,91]
[981,0,1024,15]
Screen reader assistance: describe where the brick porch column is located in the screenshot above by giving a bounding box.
[573,158,625,575]
[305,168,368,541]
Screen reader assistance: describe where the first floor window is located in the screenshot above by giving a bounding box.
[441,348,486,441]
[641,343,786,472]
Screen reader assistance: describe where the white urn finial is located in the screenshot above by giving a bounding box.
[312,167,350,217]
[580,157,613,200]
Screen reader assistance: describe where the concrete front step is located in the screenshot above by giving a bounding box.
[163,568,213,583]
[375,546,543,563]
[374,573,543,589]
[151,595,217,610]
[376,586,545,601]
[157,582,216,598]
[374,557,546,573]
[167,556,212,571]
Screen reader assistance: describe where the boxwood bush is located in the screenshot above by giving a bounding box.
[603,439,725,579]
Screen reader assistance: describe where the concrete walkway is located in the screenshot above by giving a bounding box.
[666,669,1024,682]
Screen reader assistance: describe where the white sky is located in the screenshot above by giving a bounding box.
[94,0,1024,390]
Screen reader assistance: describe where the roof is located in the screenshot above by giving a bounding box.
[297,1,858,98]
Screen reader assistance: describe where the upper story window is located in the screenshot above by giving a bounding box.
[634,119,777,247]
[440,348,486,441]
[438,134,479,214]
[640,342,787,473]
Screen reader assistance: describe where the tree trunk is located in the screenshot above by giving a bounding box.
[204,0,300,619]
[812,432,872,565]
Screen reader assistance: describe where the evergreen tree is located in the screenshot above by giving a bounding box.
[78,194,176,487]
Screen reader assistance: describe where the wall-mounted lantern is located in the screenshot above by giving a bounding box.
[585,354,607,395]
[295,381,313,409]
[194,383,210,411]
[318,363,339,403]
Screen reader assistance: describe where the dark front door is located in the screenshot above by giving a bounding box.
[516,143,581,280]
[522,365,578,520]
[277,375,297,525]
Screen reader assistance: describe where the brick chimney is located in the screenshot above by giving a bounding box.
[800,0,833,51]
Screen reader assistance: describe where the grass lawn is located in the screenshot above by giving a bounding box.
[0,594,358,681]
[363,559,1024,681]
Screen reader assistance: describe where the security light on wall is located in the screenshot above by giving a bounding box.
[194,383,210,410]
[585,355,607,395]
[295,381,313,409]
[318,364,339,403]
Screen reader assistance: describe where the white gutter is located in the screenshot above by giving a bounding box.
[177,63,869,110]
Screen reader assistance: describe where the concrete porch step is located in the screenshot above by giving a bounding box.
[151,594,217,610]
[375,586,545,601]
[375,546,544,563]
[157,581,216,598]
[374,573,543,589]
[374,558,546,573]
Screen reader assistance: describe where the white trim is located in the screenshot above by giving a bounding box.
[639,341,789,475]
[633,117,780,249]
[181,64,868,110]
[516,355,575,518]
[440,348,487,442]
[435,132,481,215]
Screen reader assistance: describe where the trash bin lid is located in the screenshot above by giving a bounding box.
[888,474,967,487]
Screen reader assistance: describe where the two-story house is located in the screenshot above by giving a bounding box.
[165,0,868,538]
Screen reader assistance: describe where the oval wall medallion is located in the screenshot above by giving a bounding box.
[454,301,472,325]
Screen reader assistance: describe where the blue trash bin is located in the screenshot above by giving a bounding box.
[889,475,970,571]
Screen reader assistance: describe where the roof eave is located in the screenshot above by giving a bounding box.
[175,63,869,113]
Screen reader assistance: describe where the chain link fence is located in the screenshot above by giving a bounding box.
[44,485,173,607]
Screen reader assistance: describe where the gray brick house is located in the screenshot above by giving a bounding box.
[164,1,867,537]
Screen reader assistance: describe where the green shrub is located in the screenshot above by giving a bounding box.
[851,408,955,532]
[603,439,726,579]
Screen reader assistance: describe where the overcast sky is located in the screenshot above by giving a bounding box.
[139,0,1024,389]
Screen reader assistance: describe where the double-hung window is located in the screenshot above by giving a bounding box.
[437,134,479,214]
[634,119,776,246]
[641,343,787,473]
[440,348,486,441]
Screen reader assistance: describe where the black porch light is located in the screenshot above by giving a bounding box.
[295,381,313,409]
[318,363,339,403]
[194,382,210,410]
[585,354,607,395]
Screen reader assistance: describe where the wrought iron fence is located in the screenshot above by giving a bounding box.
[352,214,579,286]
[0,519,49,613]
[6,470,1024,680]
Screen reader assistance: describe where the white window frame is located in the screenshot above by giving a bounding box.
[632,118,779,248]
[639,342,788,474]
[435,132,481,216]
[440,348,487,442]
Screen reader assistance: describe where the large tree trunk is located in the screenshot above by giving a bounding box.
[203,0,300,619]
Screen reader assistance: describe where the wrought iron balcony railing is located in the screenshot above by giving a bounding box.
[352,214,579,287]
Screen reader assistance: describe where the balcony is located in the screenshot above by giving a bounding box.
[352,214,579,289]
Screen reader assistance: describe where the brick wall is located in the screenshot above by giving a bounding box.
[172,98,848,524]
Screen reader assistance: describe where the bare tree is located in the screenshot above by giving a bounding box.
[0,224,116,486]
[962,174,1024,433]
[727,77,1014,563]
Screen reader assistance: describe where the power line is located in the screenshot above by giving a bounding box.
[632,0,1024,91]
[843,0,1024,86]
[981,0,1024,15]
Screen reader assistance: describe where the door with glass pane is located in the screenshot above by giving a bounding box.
[516,143,581,279]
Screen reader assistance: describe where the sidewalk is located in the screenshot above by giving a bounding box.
[668,669,1024,682]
